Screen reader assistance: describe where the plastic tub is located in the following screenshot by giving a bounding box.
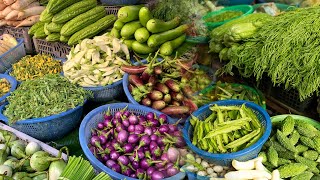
[99,0,138,5]
[0,101,86,142]
[271,114,320,129]
[0,38,26,73]
[203,5,254,30]
[182,100,271,166]
[0,74,17,106]
[79,103,186,180]
[218,0,254,6]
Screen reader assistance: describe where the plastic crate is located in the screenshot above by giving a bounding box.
[3,26,34,54]
[0,101,86,142]
[0,122,68,160]
[33,38,71,59]
[0,74,17,106]
[104,5,122,15]
[0,38,26,73]
[79,103,186,180]
[182,100,271,166]
[100,0,138,5]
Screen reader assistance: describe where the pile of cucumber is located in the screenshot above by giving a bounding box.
[111,5,188,56]
[28,0,116,46]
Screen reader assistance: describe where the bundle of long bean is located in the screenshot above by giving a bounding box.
[4,74,92,123]
[59,156,95,180]
[218,6,320,101]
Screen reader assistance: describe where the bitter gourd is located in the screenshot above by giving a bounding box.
[277,163,308,178]
[258,152,267,163]
[46,33,60,42]
[46,22,64,33]
[291,172,314,180]
[303,150,319,161]
[276,130,297,153]
[28,22,45,36]
[267,145,278,167]
[296,121,317,138]
[281,116,295,136]
[296,144,309,153]
[47,0,79,15]
[290,130,300,145]
[295,155,319,173]
[300,136,316,150]
[312,136,320,153]
[278,158,291,166]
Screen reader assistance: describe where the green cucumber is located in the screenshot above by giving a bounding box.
[139,7,153,27]
[39,9,53,23]
[61,6,106,37]
[117,5,143,23]
[46,33,60,42]
[110,27,121,38]
[160,34,186,55]
[146,17,181,33]
[34,27,47,39]
[120,21,142,39]
[134,27,149,43]
[52,0,97,24]
[114,20,125,31]
[28,22,45,35]
[123,39,135,50]
[48,0,79,14]
[68,14,116,46]
[147,24,189,48]
[132,41,157,54]
[46,22,64,33]
[60,35,70,43]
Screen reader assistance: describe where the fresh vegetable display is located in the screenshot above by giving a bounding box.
[122,53,213,118]
[204,11,243,23]
[190,104,263,153]
[0,128,67,180]
[88,107,187,179]
[63,34,130,87]
[29,0,116,45]
[259,116,320,179]
[0,78,10,97]
[193,82,265,108]
[3,74,92,123]
[111,5,188,56]
[9,54,62,81]
[0,34,18,55]
[0,0,44,27]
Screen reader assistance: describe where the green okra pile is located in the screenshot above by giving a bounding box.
[259,116,320,180]
[190,104,263,153]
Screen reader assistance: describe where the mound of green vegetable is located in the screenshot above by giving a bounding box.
[3,74,92,123]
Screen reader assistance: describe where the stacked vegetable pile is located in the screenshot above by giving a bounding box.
[0,0,44,27]
[88,107,187,179]
[259,116,320,179]
[111,5,188,56]
[213,6,320,101]
[29,0,116,45]
[0,34,18,55]
[3,74,91,123]
[190,104,263,153]
[63,34,130,87]
[0,129,67,179]
[9,54,62,81]
[0,78,10,97]
[123,53,213,118]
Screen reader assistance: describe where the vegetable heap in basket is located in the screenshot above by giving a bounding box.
[123,53,213,118]
[0,78,10,97]
[3,74,91,123]
[0,34,18,56]
[9,54,62,81]
[89,107,188,179]
[63,34,130,87]
[190,104,263,153]
[259,116,320,179]
[0,0,44,27]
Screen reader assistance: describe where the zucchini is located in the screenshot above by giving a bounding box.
[48,0,79,15]
[60,36,70,43]
[110,28,121,39]
[123,39,135,50]
[39,9,53,23]
[68,14,116,46]
[28,22,45,35]
[120,21,142,39]
[61,6,106,37]
[134,27,149,43]
[160,34,186,56]
[34,27,47,39]
[44,23,51,35]
[46,33,60,42]
[46,22,64,33]
[147,24,189,48]
[52,0,97,24]
[132,41,157,54]
[146,17,181,33]
[139,7,152,27]
[114,20,125,31]
[117,5,143,23]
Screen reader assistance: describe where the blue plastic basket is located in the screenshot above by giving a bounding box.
[79,103,186,180]
[182,100,271,166]
[0,74,17,106]
[0,39,26,73]
[83,80,124,102]
[0,101,86,142]
[99,0,138,5]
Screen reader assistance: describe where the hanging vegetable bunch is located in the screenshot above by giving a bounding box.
[63,34,130,87]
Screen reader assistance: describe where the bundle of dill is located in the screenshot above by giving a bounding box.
[219,6,320,101]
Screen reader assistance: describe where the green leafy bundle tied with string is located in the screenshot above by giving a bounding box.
[4,74,92,123]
